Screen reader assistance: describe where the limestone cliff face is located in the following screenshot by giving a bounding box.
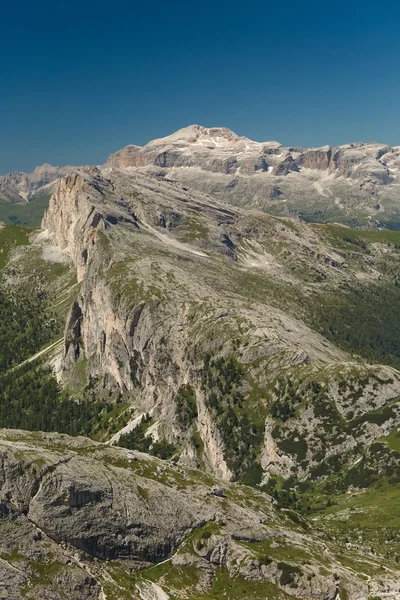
[43,167,240,478]
[298,146,332,170]
[106,144,143,168]
[43,168,109,282]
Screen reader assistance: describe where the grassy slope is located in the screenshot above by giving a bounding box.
[317,223,400,246]
[0,225,31,271]
[298,224,400,368]
[0,194,50,227]
[312,482,400,568]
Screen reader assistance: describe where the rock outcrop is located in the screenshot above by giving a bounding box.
[0,428,396,600]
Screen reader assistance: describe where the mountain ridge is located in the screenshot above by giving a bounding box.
[34,165,400,485]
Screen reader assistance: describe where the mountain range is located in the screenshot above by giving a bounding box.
[3,124,400,227]
[2,127,400,598]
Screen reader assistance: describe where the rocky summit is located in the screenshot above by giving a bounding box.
[2,136,400,598]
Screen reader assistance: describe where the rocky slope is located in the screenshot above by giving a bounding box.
[0,163,72,203]
[1,428,398,600]
[106,125,400,226]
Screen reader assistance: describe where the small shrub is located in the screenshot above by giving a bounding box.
[277,562,301,587]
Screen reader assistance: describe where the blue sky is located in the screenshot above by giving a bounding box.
[1,0,400,172]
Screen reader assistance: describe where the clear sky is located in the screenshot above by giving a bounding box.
[2,0,400,172]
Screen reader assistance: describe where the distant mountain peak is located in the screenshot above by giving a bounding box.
[148,124,242,146]
[104,124,400,226]
[0,163,72,204]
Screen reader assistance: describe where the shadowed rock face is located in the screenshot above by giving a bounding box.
[0,429,394,599]
[28,453,210,561]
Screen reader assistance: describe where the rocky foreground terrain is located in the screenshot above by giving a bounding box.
[3,158,400,597]
[1,428,398,600]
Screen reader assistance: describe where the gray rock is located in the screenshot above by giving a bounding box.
[210,486,224,497]
[0,429,383,600]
